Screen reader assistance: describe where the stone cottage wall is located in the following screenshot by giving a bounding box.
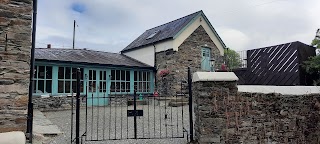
[193,81,320,143]
[156,25,223,95]
[0,0,32,132]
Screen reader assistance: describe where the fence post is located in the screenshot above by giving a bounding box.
[76,68,81,144]
[188,67,194,142]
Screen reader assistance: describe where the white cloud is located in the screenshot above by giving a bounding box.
[219,27,251,51]
[36,0,320,52]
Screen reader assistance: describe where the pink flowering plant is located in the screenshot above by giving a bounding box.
[159,69,170,77]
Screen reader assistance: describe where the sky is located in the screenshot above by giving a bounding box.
[36,0,320,53]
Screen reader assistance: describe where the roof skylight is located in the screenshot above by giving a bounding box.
[146,30,160,40]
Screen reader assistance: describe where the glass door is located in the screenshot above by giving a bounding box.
[87,69,109,106]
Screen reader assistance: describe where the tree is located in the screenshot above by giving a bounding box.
[303,30,320,85]
[224,48,242,70]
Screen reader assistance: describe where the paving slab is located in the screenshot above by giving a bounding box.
[33,110,63,135]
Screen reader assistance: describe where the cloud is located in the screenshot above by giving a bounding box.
[36,0,320,53]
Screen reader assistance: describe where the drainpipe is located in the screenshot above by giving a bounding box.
[27,0,38,143]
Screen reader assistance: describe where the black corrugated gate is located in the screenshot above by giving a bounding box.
[71,68,194,143]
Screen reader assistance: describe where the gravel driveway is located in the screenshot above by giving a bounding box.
[44,102,191,144]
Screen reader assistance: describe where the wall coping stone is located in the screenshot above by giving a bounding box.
[192,72,239,82]
[0,131,26,144]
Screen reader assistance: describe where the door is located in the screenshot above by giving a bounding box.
[201,47,211,71]
[87,69,109,106]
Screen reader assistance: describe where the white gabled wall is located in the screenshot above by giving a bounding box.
[123,40,173,67]
[173,15,225,56]
[123,46,155,66]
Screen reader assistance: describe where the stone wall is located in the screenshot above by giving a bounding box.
[33,96,86,111]
[156,25,224,95]
[193,80,320,143]
[0,0,32,132]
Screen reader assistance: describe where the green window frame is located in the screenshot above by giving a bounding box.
[58,67,84,94]
[134,71,150,92]
[33,65,53,94]
[110,70,130,93]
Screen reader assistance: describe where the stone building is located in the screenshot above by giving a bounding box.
[0,0,32,132]
[121,10,226,95]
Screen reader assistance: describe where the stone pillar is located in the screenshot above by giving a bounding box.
[192,72,238,143]
[0,0,32,132]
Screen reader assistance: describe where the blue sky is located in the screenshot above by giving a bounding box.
[36,0,320,52]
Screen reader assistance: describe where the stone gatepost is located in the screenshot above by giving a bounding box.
[192,72,238,143]
[0,0,32,133]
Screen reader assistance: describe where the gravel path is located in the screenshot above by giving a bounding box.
[44,101,191,144]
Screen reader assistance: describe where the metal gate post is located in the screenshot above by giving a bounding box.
[133,90,137,139]
[188,67,194,142]
[76,68,81,144]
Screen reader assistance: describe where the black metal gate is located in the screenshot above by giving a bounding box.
[71,67,194,143]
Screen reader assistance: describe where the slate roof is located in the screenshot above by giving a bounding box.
[121,10,203,52]
[35,48,153,68]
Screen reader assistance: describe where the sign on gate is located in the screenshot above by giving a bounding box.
[127,110,144,117]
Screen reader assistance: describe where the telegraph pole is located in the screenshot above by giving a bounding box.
[73,20,76,49]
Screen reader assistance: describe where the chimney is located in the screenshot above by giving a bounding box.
[47,44,51,48]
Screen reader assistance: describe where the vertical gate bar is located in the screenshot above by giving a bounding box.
[165,91,167,138]
[176,93,178,136]
[126,92,129,139]
[159,91,162,138]
[153,93,156,138]
[71,91,74,143]
[148,95,150,138]
[114,94,117,139]
[85,82,88,141]
[91,93,93,140]
[120,94,123,139]
[181,92,184,137]
[76,68,81,144]
[97,90,99,140]
[188,67,194,142]
[142,94,145,138]
[171,94,173,138]
[134,90,137,139]
[103,91,105,140]
[109,94,111,139]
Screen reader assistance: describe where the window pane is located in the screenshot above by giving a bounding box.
[126,82,130,92]
[111,70,115,80]
[111,82,115,92]
[146,83,150,92]
[126,71,130,81]
[65,81,71,93]
[80,81,84,92]
[143,72,147,81]
[89,70,92,80]
[38,80,44,93]
[80,68,84,80]
[65,67,71,79]
[58,80,64,93]
[134,71,137,81]
[143,82,147,92]
[38,66,45,79]
[72,68,77,80]
[34,66,38,79]
[46,80,52,93]
[138,82,142,92]
[46,66,52,79]
[139,72,143,81]
[103,71,107,81]
[89,81,96,92]
[121,70,125,81]
[58,67,64,79]
[116,70,120,80]
[100,71,103,80]
[121,82,125,92]
[147,72,150,81]
[72,81,76,93]
[116,82,120,92]
[134,82,137,91]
